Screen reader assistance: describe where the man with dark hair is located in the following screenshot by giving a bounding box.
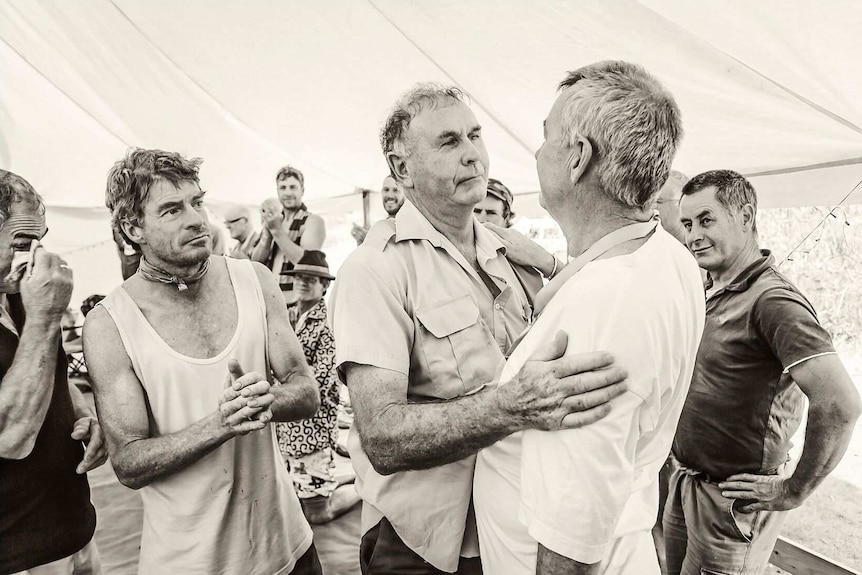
[84,148,323,574]
[332,83,628,575]
[665,169,861,574]
[473,178,515,228]
[0,169,106,575]
[475,60,703,575]
[253,166,326,318]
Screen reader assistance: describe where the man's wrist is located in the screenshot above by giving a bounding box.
[489,384,527,435]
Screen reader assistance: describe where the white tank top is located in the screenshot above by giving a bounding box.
[101,257,312,575]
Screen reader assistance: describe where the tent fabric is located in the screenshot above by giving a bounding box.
[2,0,862,282]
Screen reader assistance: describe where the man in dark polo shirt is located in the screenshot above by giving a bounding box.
[0,170,107,575]
[665,169,861,574]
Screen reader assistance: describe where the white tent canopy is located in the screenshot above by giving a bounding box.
[2,0,861,301]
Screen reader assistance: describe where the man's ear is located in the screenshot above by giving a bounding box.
[740,203,756,231]
[121,219,146,246]
[567,135,594,185]
[387,152,413,191]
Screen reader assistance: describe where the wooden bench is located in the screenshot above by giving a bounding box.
[770,536,862,575]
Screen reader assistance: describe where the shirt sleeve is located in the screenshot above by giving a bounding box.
[753,287,835,370]
[331,247,414,379]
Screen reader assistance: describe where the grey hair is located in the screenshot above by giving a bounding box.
[0,170,45,229]
[380,83,470,177]
[558,61,682,210]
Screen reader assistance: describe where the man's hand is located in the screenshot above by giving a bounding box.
[351,223,369,245]
[71,416,108,474]
[497,331,627,430]
[19,247,73,322]
[484,222,558,278]
[217,359,274,435]
[260,199,285,233]
[719,473,805,512]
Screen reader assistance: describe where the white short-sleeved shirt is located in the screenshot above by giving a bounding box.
[474,225,704,574]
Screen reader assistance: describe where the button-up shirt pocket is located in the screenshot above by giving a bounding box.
[415,294,500,400]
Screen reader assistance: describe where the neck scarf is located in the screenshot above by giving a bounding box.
[137,255,209,291]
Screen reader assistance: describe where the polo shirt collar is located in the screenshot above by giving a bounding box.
[705,249,774,294]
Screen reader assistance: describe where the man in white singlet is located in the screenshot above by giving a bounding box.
[83,148,323,575]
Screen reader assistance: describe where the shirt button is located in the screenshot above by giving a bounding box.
[494,303,501,310]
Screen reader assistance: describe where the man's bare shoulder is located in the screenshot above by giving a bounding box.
[82,304,126,359]
[249,259,281,294]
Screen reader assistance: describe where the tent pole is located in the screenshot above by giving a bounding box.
[362,189,371,229]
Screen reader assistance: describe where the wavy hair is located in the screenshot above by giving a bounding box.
[105,148,202,247]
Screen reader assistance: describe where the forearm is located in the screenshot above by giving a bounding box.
[250,232,272,263]
[109,412,232,489]
[270,229,305,264]
[68,382,94,419]
[786,401,859,499]
[537,544,598,575]
[270,373,320,422]
[0,317,63,458]
[361,386,520,475]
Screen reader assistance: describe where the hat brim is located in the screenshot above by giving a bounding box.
[284,267,335,281]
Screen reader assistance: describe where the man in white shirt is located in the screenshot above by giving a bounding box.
[474,61,705,575]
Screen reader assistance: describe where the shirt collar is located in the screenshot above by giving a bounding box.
[394,199,506,258]
[296,299,327,332]
[705,249,774,294]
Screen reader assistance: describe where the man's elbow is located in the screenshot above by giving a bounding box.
[114,469,148,490]
[844,390,862,424]
[811,389,862,428]
[111,455,149,490]
[358,431,402,476]
[296,379,321,419]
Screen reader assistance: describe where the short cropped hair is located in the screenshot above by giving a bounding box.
[558,61,682,210]
[275,165,305,190]
[105,148,203,246]
[0,170,45,228]
[681,169,758,232]
[380,83,470,176]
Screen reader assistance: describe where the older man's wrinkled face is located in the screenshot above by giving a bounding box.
[381,176,404,216]
[0,202,47,294]
[535,93,573,217]
[404,101,489,213]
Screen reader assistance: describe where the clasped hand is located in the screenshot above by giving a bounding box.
[217,359,275,435]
